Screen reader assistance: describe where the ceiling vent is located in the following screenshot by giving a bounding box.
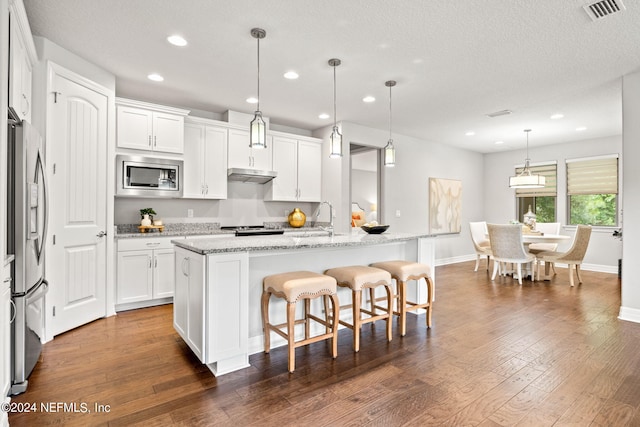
[583,0,625,21]
[486,109,513,118]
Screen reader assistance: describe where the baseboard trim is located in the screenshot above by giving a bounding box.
[441,255,617,275]
[619,306,640,324]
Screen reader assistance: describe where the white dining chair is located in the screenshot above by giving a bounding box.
[487,224,535,285]
[469,221,492,272]
[528,222,561,276]
[535,225,592,286]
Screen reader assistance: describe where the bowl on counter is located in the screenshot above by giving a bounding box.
[361,225,390,234]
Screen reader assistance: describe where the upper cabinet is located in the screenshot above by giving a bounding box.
[183,118,228,199]
[116,98,189,154]
[227,128,273,171]
[265,135,322,202]
[8,0,37,122]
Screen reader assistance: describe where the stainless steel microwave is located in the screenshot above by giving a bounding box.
[116,154,183,197]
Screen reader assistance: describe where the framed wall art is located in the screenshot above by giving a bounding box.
[429,178,462,234]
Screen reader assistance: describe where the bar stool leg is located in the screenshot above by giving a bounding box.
[304,298,310,339]
[383,284,393,342]
[369,288,376,315]
[287,302,296,373]
[330,293,339,358]
[261,291,271,353]
[398,279,407,337]
[323,295,330,335]
[352,290,362,352]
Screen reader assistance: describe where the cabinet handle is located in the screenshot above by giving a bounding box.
[154,257,157,268]
[22,94,30,116]
[9,299,16,324]
[146,242,160,247]
[154,135,157,147]
[205,184,209,195]
[181,257,190,276]
[148,256,152,268]
[148,135,152,147]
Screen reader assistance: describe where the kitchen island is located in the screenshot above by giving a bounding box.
[172,231,436,376]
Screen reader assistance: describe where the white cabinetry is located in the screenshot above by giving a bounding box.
[265,135,322,202]
[174,248,205,360]
[8,0,36,122]
[116,98,189,154]
[184,119,228,199]
[116,237,179,309]
[174,248,249,376]
[227,128,272,171]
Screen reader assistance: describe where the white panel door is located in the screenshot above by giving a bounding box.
[270,137,298,201]
[153,248,175,298]
[183,123,205,198]
[203,126,227,199]
[297,141,322,202]
[48,65,108,336]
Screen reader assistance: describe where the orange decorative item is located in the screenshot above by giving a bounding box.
[288,208,306,228]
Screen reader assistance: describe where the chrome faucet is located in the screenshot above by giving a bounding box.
[313,201,334,236]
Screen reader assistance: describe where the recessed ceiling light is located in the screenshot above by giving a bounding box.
[167,35,187,47]
[246,97,258,104]
[318,113,330,119]
[576,126,587,131]
[495,141,504,145]
[550,113,564,120]
[362,96,376,103]
[465,131,475,136]
[147,73,164,82]
[283,71,299,79]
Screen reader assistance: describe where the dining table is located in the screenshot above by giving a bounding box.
[522,233,572,280]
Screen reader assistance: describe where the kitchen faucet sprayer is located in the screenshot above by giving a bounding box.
[313,201,334,236]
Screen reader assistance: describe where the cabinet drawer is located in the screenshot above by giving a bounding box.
[118,236,181,251]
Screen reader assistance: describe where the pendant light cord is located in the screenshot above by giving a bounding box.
[333,64,337,128]
[256,36,260,112]
[388,84,393,140]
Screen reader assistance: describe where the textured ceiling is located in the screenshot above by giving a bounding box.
[23,0,640,153]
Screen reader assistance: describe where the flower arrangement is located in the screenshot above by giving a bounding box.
[139,208,156,221]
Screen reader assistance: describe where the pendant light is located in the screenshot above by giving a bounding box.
[509,129,545,188]
[328,58,342,158]
[249,28,267,149]
[384,80,397,167]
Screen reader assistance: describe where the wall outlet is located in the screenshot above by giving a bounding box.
[187,209,194,218]
[395,210,401,218]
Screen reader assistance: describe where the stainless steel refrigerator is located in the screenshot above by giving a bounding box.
[7,119,48,395]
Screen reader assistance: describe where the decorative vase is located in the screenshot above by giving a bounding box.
[140,214,152,226]
[288,208,306,228]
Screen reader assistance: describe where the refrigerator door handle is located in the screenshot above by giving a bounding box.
[26,279,48,303]
[34,148,49,264]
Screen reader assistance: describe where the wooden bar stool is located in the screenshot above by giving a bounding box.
[261,271,339,373]
[323,265,393,352]
[370,261,434,336]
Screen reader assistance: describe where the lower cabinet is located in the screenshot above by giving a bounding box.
[174,247,249,375]
[1,279,11,420]
[116,237,180,308]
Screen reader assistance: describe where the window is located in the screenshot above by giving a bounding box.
[566,155,618,226]
[515,162,557,223]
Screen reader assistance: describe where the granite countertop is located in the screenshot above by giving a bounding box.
[173,232,435,255]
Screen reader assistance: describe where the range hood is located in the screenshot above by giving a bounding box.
[227,168,277,184]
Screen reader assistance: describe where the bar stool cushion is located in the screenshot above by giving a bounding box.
[370,261,431,282]
[324,265,391,291]
[263,271,337,303]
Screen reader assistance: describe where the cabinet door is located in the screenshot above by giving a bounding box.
[9,18,30,121]
[117,106,154,150]
[227,129,252,169]
[183,123,205,198]
[187,255,205,361]
[173,249,189,338]
[297,141,322,202]
[203,126,228,199]
[153,112,184,153]
[116,250,153,304]
[153,248,175,298]
[267,137,298,201]
[251,136,273,171]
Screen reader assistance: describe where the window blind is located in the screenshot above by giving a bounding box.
[515,163,557,197]
[566,156,618,195]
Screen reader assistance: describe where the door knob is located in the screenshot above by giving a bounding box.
[97,231,107,237]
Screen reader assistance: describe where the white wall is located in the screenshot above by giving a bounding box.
[483,135,623,270]
[620,70,640,322]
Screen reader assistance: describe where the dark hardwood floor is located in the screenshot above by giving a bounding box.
[9,261,640,426]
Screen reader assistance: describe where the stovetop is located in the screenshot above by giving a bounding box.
[221,226,285,237]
